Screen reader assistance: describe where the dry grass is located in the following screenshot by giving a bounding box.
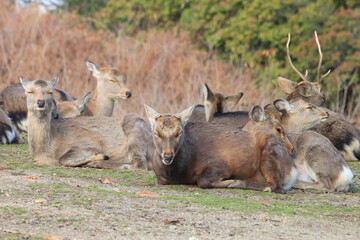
[0,2,274,118]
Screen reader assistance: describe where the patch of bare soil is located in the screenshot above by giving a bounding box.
[0,164,359,240]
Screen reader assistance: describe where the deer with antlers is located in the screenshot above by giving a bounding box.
[277,32,360,161]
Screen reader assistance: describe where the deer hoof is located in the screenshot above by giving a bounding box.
[263,187,272,193]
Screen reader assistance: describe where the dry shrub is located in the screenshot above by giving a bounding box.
[0,2,271,118]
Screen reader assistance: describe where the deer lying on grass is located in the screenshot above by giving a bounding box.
[21,76,152,169]
[0,83,73,132]
[202,83,249,127]
[0,107,23,144]
[81,61,132,116]
[145,104,296,193]
[272,99,353,192]
[277,32,360,161]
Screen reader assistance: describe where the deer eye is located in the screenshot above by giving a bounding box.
[27,90,34,94]
[154,132,160,138]
[276,127,282,133]
[47,91,53,95]
[109,79,117,83]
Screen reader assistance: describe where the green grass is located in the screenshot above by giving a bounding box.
[1,141,359,221]
[0,206,28,215]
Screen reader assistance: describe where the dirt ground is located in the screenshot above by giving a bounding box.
[0,147,359,240]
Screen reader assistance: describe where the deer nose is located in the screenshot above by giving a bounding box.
[125,91,132,98]
[164,153,174,160]
[37,100,46,108]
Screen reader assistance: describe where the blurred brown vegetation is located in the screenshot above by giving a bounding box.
[0,1,274,117]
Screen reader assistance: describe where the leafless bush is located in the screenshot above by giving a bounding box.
[0,1,281,118]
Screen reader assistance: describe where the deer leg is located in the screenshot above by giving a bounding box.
[293,179,333,192]
[60,152,109,167]
[83,161,139,169]
[260,143,287,194]
[197,169,272,192]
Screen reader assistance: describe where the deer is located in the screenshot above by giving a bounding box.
[201,83,249,127]
[20,76,152,169]
[271,99,353,192]
[55,92,92,118]
[81,61,132,117]
[277,32,360,161]
[0,83,73,132]
[0,107,24,144]
[144,104,296,193]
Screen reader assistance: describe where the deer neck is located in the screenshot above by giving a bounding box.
[87,90,115,117]
[27,111,52,157]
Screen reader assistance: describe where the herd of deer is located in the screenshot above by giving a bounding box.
[0,32,358,193]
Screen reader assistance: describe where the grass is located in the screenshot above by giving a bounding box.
[0,142,359,222]
[0,206,28,215]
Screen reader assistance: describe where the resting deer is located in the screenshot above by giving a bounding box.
[56,92,92,118]
[81,61,131,116]
[202,83,249,127]
[0,107,24,144]
[272,99,353,192]
[0,83,73,132]
[21,76,152,169]
[145,104,296,193]
[277,32,360,161]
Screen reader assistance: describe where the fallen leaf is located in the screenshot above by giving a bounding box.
[164,218,180,225]
[44,235,63,240]
[0,168,5,171]
[99,177,112,184]
[23,176,39,179]
[34,199,47,204]
[136,191,158,197]
[260,201,272,205]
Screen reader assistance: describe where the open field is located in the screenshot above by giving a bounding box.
[0,140,359,240]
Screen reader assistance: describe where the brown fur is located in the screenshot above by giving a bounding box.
[289,131,353,192]
[81,61,131,117]
[277,77,360,161]
[21,77,152,169]
[145,105,296,193]
[56,92,91,118]
[0,83,73,132]
[263,103,353,192]
[202,83,249,128]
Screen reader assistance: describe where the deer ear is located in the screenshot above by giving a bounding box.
[19,77,29,89]
[49,76,59,88]
[297,83,313,97]
[177,105,196,126]
[250,105,266,123]
[144,104,161,127]
[202,83,215,102]
[274,99,292,114]
[277,77,297,94]
[86,61,100,74]
[76,92,92,112]
[224,92,243,110]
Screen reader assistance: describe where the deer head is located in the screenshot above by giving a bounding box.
[202,83,243,122]
[144,104,195,165]
[277,32,331,106]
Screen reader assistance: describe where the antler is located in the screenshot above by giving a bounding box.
[286,33,307,82]
[314,31,331,83]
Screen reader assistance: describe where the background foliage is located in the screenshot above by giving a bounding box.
[2,0,359,120]
[58,0,360,118]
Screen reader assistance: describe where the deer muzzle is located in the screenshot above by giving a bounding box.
[36,99,47,111]
[162,151,175,165]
